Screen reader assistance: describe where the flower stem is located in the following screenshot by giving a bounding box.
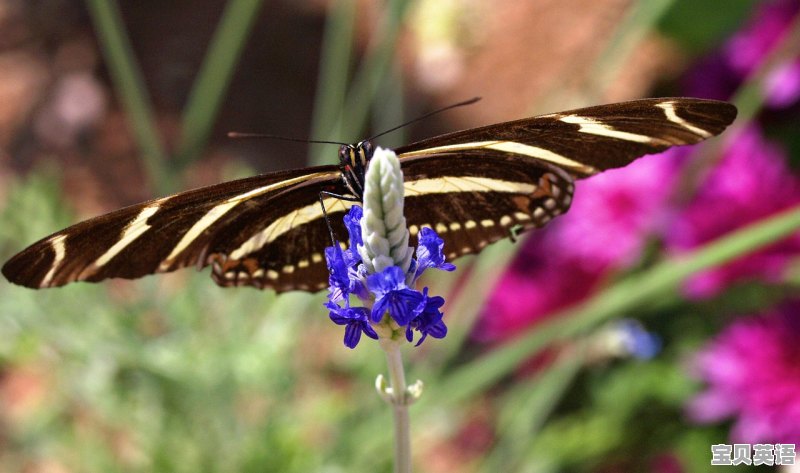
[381,340,412,473]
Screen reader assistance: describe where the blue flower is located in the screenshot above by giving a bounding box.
[616,320,662,360]
[342,206,364,268]
[367,266,425,325]
[323,206,456,348]
[344,205,364,248]
[325,244,350,302]
[406,288,448,346]
[414,227,456,280]
[326,301,378,349]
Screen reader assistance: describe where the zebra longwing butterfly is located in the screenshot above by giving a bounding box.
[2,98,737,292]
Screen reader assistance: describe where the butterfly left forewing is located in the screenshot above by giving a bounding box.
[2,166,343,290]
[207,182,358,292]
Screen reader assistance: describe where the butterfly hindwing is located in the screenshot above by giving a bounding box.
[400,150,574,260]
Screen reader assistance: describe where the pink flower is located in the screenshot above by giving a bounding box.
[724,0,800,76]
[687,300,800,444]
[473,255,599,342]
[684,0,800,107]
[543,154,680,272]
[665,127,800,298]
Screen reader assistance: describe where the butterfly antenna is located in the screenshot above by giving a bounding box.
[367,96,481,141]
[227,132,348,147]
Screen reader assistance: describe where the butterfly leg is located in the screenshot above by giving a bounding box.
[318,191,361,247]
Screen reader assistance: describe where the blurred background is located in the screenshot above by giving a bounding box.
[1,0,799,471]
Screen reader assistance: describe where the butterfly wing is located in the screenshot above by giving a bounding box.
[3,98,737,292]
[2,166,351,292]
[396,98,737,259]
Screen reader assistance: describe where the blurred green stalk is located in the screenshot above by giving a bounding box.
[85,0,171,194]
[586,0,676,101]
[175,0,265,170]
[334,0,415,142]
[435,203,800,404]
[309,0,358,165]
[483,346,585,471]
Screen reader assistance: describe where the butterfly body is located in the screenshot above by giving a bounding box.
[2,98,737,292]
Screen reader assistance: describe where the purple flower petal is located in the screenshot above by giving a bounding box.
[344,205,364,249]
[325,301,377,349]
[325,244,351,302]
[406,288,448,346]
[415,227,456,280]
[367,266,425,325]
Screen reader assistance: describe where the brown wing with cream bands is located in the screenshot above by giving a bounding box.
[1,166,349,292]
[398,151,574,260]
[396,97,737,178]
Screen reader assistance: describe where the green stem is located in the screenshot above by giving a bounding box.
[175,0,265,170]
[381,340,412,473]
[434,204,800,404]
[586,0,676,101]
[335,0,414,141]
[85,0,171,194]
[309,0,358,165]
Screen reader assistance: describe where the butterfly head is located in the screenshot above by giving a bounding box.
[338,140,374,199]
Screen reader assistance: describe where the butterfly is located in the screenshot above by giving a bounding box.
[2,97,736,292]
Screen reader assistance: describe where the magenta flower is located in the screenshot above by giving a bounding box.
[684,0,800,107]
[543,155,680,272]
[474,257,599,342]
[687,300,800,444]
[665,126,800,298]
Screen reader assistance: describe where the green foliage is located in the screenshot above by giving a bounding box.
[3,1,800,472]
[658,0,759,53]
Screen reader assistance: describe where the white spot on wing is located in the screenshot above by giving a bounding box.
[161,171,336,269]
[404,175,537,196]
[90,204,162,273]
[229,197,353,260]
[560,114,657,143]
[400,141,598,175]
[656,101,712,138]
[40,234,67,287]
